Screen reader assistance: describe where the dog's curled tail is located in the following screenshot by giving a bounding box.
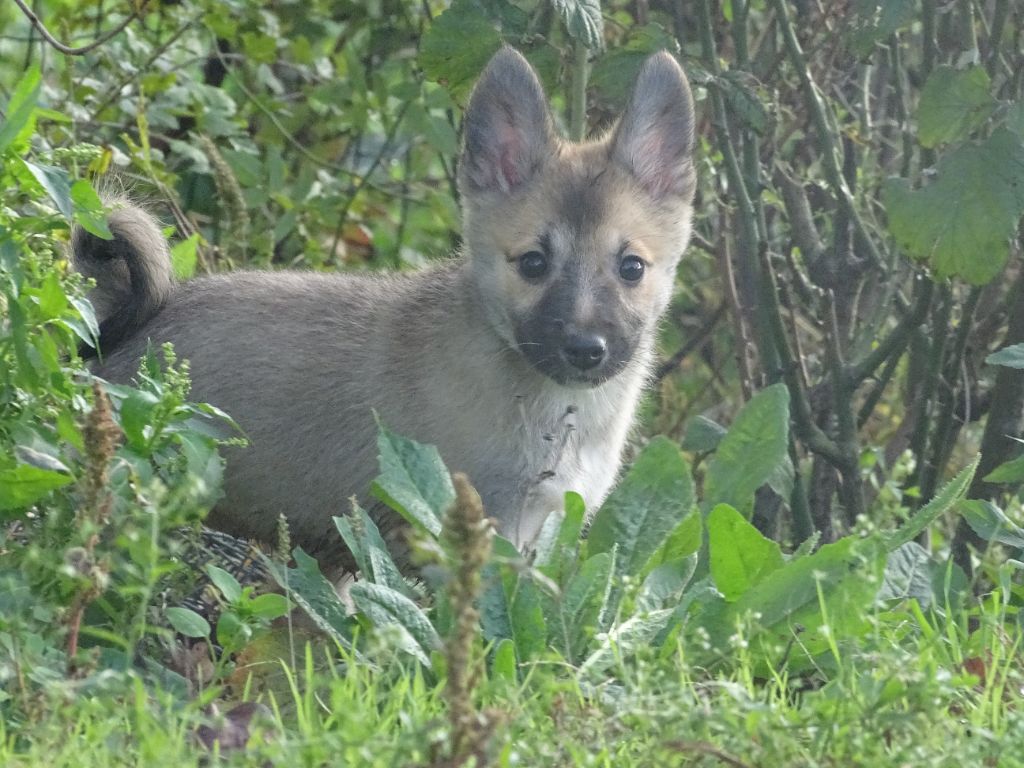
[72,203,174,357]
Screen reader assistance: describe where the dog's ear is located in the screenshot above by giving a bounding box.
[458,47,555,196]
[612,52,696,202]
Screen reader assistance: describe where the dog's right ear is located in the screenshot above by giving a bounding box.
[458,47,555,196]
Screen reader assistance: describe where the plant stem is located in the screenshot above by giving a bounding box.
[569,41,589,142]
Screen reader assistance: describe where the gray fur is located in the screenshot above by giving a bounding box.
[72,201,175,356]
[79,48,697,573]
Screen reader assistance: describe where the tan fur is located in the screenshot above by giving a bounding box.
[75,48,697,573]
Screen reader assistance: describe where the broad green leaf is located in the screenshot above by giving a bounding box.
[350,581,441,667]
[533,492,584,584]
[917,66,996,148]
[507,574,546,663]
[646,511,701,571]
[877,542,934,606]
[0,464,74,513]
[248,593,290,620]
[23,161,73,221]
[205,564,242,603]
[884,129,1024,285]
[490,638,517,682]
[984,454,1024,483]
[704,383,790,515]
[699,535,884,667]
[264,549,356,648]
[846,0,915,56]
[170,233,200,279]
[118,390,160,449]
[959,499,1024,549]
[681,414,727,453]
[370,424,454,538]
[1007,101,1024,138]
[215,612,251,650]
[0,66,40,152]
[719,70,772,136]
[986,343,1024,369]
[36,272,68,320]
[69,296,100,348]
[588,437,695,580]
[590,24,675,108]
[886,458,977,549]
[552,0,603,49]
[166,607,211,638]
[707,503,785,602]
[637,555,697,613]
[560,551,614,661]
[478,535,519,643]
[419,0,502,100]
[70,180,113,239]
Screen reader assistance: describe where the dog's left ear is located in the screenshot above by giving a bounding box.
[612,52,696,202]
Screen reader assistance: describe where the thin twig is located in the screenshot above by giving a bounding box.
[655,302,727,381]
[13,0,147,57]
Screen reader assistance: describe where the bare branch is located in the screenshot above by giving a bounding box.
[13,0,147,57]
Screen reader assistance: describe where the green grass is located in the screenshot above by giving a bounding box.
[3,596,1023,767]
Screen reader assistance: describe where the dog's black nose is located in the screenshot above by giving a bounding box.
[564,333,607,371]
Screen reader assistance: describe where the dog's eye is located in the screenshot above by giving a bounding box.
[619,255,645,282]
[518,251,549,280]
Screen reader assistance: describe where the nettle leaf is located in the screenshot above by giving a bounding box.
[707,504,784,602]
[350,582,441,667]
[984,454,1024,484]
[419,0,503,100]
[703,383,790,515]
[370,423,454,538]
[587,437,695,581]
[884,129,1024,285]
[878,541,934,606]
[23,161,73,221]
[960,499,1024,549]
[986,343,1024,369]
[335,504,413,597]
[552,0,604,49]
[264,549,355,648]
[917,66,996,148]
[886,459,977,549]
[0,464,74,513]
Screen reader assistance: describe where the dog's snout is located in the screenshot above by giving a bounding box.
[563,332,608,371]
